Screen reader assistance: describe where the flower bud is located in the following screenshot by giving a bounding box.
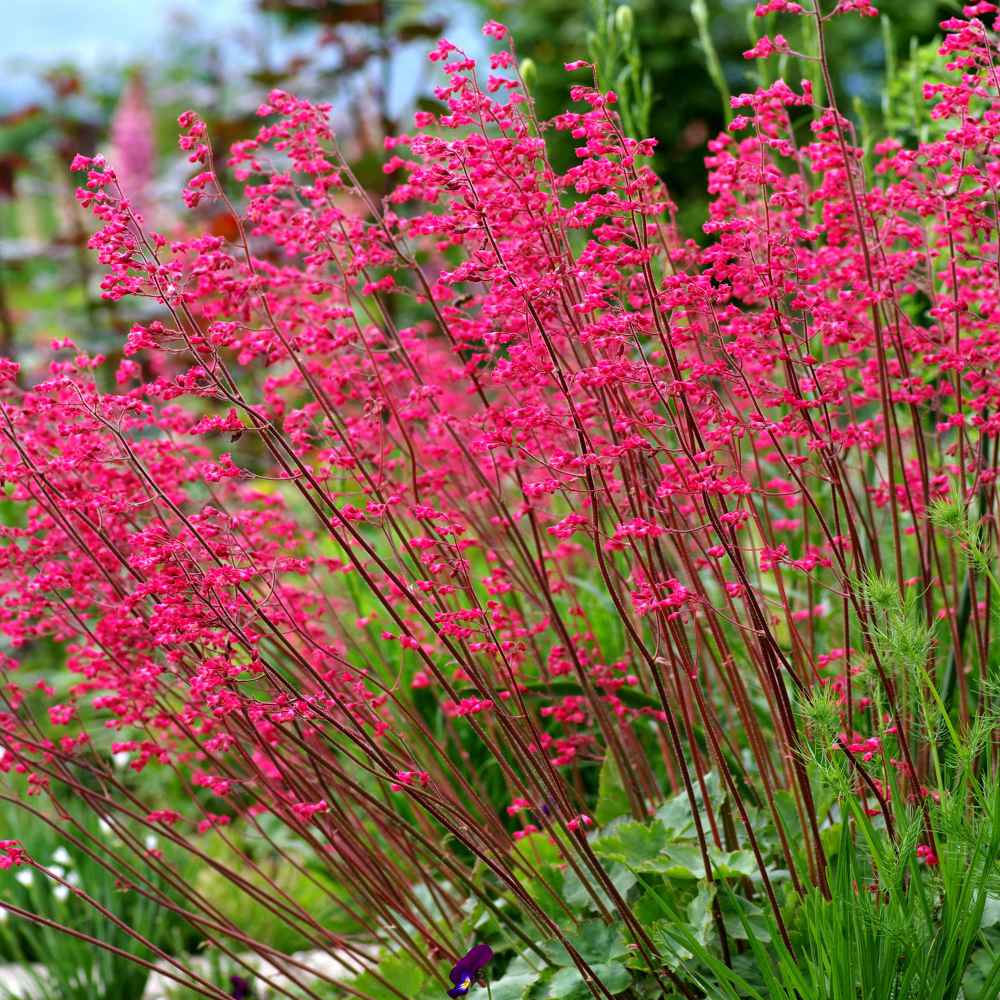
[614,4,635,37]
[519,57,538,90]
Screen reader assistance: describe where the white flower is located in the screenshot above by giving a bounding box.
[52,847,72,867]
[15,869,33,888]
[53,885,69,903]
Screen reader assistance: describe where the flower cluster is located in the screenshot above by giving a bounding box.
[0,6,995,989]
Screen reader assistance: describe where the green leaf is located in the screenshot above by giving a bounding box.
[592,821,670,870]
[719,892,772,944]
[574,919,628,964]
[563,861,636,913]
[634,887,673,926]
[543,962,631,999]
[490,972,540,1000]
[595,753,631,825]
[820,820,844,859]
[512,832,566,923]
[512,830,562,866]
[544,919,628,968]
[649,919,694,962]
[657,843,707,879]
[354,952,430,1000]
[654,775,723,839]
[504,956,544,977]
[591,822,745,880]
[687,881,717,947]
[709,848,758,879]
[981,895,1000,928]
[655,789,695,838]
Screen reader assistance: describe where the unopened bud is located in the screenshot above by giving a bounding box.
[615,4,635,37]
[519,57,538,90]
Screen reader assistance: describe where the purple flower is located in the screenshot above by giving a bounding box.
[230,975,252,999]
[447,944,493,997]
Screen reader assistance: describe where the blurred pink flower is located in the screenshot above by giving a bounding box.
[110,72,156,225]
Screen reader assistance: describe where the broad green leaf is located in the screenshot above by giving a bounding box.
[512,831,562,866]
[563,861,636,912]
[687,881,717,947]
[654,787,698,838]
[592,821,670,870]
[981,895,1000,928]
[719,892,772,944]
[709,848,758,879]
[543,961,631,999]
[490,972,540,1000]
[574,919,628,964]
[591,822,749,881]
[354,953,430,1000]
[657,843,707,879]
[595,753,631,825]
[513,832,566,923]
[649,919,694,962]
[634,886,674,926]
[543,919,628,967]
[819,821,844,859]
[504,956,545,977]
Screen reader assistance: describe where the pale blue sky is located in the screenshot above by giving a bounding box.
[4,0,256,64]
[1,0,256,108]
[0,0,485,112]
